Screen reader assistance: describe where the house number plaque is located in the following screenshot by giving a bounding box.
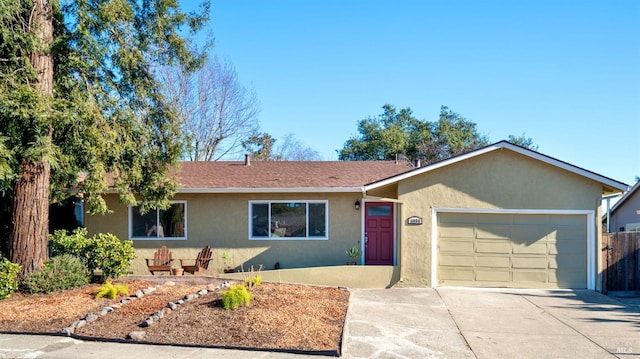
[407,216,423,225]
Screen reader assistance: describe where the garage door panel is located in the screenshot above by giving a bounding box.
[437,213,587,289]
[512,243,547,254]
[476,256,510,268]
[476,241,511,254]
[549,215,586,226]
[439,269,474,281]
[476,270,510,282]
[476,225,511,239]
[550,255,585,269]
[513,271,548,283]
[513,215,549,225]
[439,240,474,253]
[511,226,552,242]
[439,255,474,267]
[512,257,548,269]
[439,226,474,238]
[549,240,586,255]
[553,228,586,241]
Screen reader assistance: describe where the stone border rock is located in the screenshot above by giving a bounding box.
[59,280,233,341]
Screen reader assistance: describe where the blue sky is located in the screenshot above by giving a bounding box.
[189,1,639,187]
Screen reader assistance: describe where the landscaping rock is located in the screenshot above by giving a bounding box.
[128,331,146,341]
[142,287,156,295]
[134,290,144,298]
[85,313,98,323]
[60,327,74,336]
[75,320,86,329]
[197,289,208,296]
[140,318,154,327]
[206,283,217,291]
[164,281,176,286]
[168,302,178,310]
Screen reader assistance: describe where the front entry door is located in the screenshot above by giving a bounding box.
[364,202,394,265]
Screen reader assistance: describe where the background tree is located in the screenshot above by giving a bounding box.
[339,105,489,165]
[508,133,539,151]
[0,0,209,274]
[242,132,321,161]
[158,55,260,161]
[242,133,277,161]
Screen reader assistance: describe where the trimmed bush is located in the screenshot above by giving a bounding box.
[89,233,136,279]
[20,254,90,294]
[49,229,136,279]
[222,284,252,310]
[0,257,21,299]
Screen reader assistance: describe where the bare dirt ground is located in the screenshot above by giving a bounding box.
[0,279,349,354]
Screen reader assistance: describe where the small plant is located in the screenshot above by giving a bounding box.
[221,284,252,310]
[0,257,21,300]
[346,246,361,259]
[94,280,129,299]
[242,264,263,289]
[20,255,90,294]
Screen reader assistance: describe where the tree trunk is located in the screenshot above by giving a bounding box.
[9,0,54,275]
[10,161,51,274]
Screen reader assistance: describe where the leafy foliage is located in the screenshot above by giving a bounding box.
[93,280,129,299]
[507,133,539,151]
[20,254,90,294]
[0,257,21,299]
[339,105,490,164]
[221,284,253,310]
[49,228,136,279]
[0,0,210,268]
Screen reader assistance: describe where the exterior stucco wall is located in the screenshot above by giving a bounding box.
[394,149,604,287]
[85,192,363,275]
[610,190,640,232]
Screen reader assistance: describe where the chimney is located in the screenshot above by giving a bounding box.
[245,154,251,166]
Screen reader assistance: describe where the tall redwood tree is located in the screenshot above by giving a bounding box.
[0,0,210,275]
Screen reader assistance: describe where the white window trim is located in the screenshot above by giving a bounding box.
[431,208,596,290]
[248,200,329,240]
[625,222,640,232]
[128,201,188,240]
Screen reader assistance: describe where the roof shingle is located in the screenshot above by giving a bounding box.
[174,161,413,190]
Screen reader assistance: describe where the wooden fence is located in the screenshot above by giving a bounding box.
[602,232,640,293]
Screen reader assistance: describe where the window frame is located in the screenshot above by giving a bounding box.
[248,200,329,240]
[128,201,188,240]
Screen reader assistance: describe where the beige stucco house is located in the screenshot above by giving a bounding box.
[85,141,627,290]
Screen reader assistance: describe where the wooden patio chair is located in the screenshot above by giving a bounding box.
[180,246,213,275]
[145,245,174,275]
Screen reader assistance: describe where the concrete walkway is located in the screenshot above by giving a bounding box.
[1,288,639,358]
[437,287,640,359]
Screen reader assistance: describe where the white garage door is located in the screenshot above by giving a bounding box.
[437,212,587,288]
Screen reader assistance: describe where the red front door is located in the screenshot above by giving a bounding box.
[364,202,394,265]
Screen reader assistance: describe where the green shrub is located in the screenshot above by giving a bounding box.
[0,257,21,299]
[50,228,92,260]
[49,229,136,279]
[20,254,90,294]
[89,233,136,279]
[222,284,252,310]
[94,280,129,299]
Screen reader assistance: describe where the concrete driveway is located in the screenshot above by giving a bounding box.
[1,287,639,358]
[437,287,640,359]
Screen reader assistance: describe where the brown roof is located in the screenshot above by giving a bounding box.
[174,160,413,191]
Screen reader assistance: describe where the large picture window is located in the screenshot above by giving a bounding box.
[250,201,328,240]
[129,202,187,240]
